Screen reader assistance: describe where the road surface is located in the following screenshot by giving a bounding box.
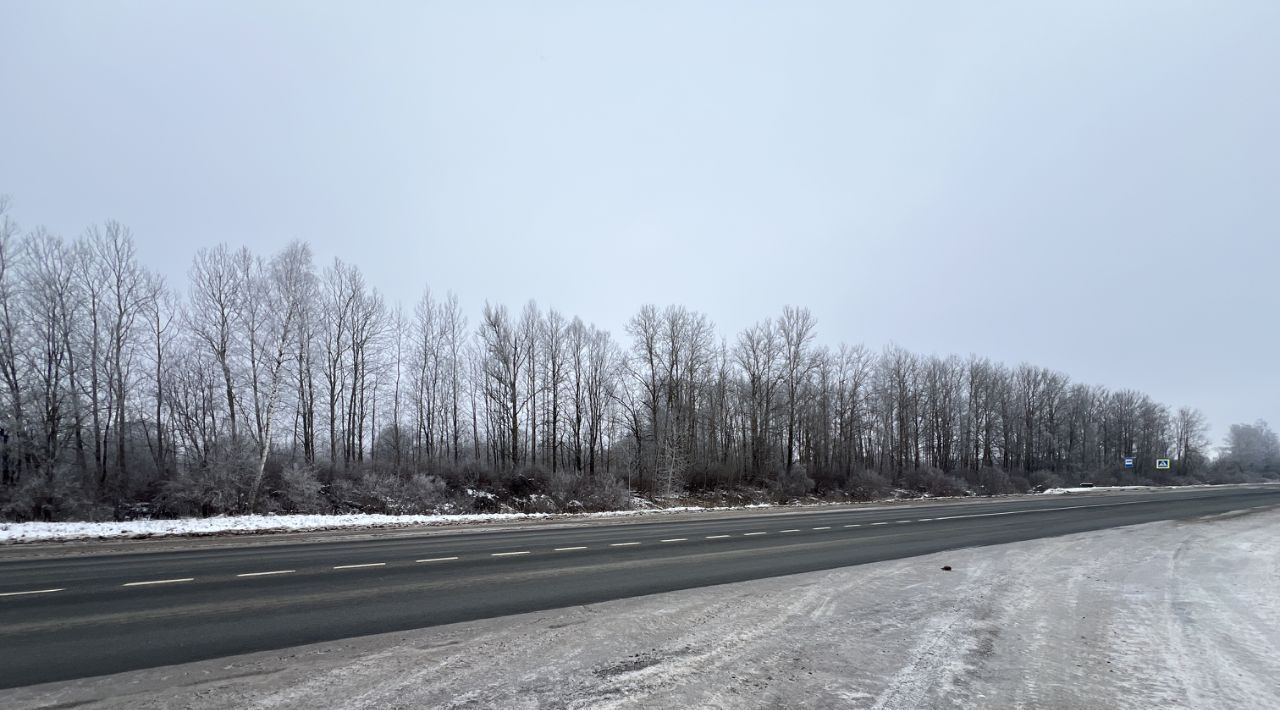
[1,485,1276,689]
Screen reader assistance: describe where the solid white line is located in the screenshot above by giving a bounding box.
[416,557,459,563]
[610,542,641,547]
[743,531,767,536]
[706,535,731,539]
[236,570,295,577]
[660,538,687,542]
[0,588,64,597]
[812,526,831,530]
[333,563,385,569]
[122,578,193,587]
[491,551,530,557]
[554,547,588,552]
[780,529,801,533]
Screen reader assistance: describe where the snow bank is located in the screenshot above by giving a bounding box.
[1042,485,1155,494]
[0,505,770,544]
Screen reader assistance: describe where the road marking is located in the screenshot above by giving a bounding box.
[660,538,687,542]
[743,531,767,536]
[333,563,386,569]
[896,520,913,524]
[610,542,641,547]
[844,524,861,528]
[0,588,64,597]
[416,557,459,563]
[780,529,801,533]
[812,526,831,530]
[491,551,530,557]
[934,510,1019,520]
[870,522,889,526]
[706,535,731,539]
[918,518,934,522]
[236,570,295,578]
[929,501,1143,522]
[554,547,588,552]
[122,578,194,587]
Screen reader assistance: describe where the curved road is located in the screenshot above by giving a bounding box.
[1,485,1277,689]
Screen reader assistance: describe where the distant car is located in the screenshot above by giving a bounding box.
[1078,482,1095,488]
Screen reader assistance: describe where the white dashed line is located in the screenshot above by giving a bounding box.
[416,557,459,563]
[870,522,889,526]
[743,532,767,536]
[896,520,913,524]
[918,518,935,522]
[610,542,641,547]
[844,524,861,528]
[934,511,1018,521]
[780,529,801,533]
[554,547,588,552]
[236,570,294,578]
[0,588,64,597]
[812,526,831,530]
[706,535,731,539]
[660,538,687,543]
[333,563,386,569]
[122,578,194,587]
[491,551,530,557]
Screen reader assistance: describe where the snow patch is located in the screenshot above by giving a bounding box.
[1042,485,1155,494]
[0,504,771,544]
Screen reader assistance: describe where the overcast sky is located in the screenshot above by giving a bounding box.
[1,1,1277,443]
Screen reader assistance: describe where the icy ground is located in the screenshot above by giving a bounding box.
[0,506,769,543]
[6,507,1278,709]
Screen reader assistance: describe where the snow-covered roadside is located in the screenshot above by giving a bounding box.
[0,505,772,544]
[6,506,1278,710]
[1042,484,1156,494]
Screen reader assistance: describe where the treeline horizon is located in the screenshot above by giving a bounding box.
[2,199,1278,522]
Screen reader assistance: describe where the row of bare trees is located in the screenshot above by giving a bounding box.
[1,202,1269,520]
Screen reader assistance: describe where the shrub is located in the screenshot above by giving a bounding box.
[503,464,551,498]
[902,468,968,497]
[0,475,99,522]
[845,470,892,501]
[267,464,327,514]
[153,469,244,518]
[771,464,815,501]
[580,474,631,511]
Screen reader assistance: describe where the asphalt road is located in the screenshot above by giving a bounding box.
[2,486,1277,690]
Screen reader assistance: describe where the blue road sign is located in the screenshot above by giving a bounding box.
[1156,458,1171,470]
[1124,457,1135,469]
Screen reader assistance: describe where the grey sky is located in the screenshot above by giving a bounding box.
[2,1,1277,443]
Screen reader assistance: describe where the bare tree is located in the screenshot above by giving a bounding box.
[244,242,310,510]
[779,305,816,472]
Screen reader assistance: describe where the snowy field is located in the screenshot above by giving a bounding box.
[6,506,1277,709]
[0,505,769,544]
